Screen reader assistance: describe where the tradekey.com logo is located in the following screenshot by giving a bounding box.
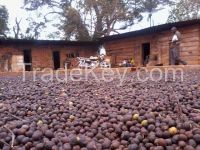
[21,63,184,86]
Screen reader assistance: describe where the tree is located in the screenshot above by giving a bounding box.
[13,18,22,39]
[23,17,46,39]
[142,0,172,27]
[12,17,46,40]
[23,0,172,40]
[61,0,145,40]
[168,0,200,23]
[0,5,9,38]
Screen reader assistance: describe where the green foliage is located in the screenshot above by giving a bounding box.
[11,16,46,40]
[168,0,200,22]
[0,5,9,38]
[23,0,172,40]
[142,0,172,26]
[24,17,46,39]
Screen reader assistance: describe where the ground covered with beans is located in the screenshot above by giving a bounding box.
[0,70,200,150]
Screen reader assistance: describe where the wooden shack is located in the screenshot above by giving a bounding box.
[0,39,98,72]
[101,19,200,67]
[0,19,200,72]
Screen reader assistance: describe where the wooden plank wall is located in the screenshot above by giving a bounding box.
[32,45,97,69]
[104,24,200,66]
[0,44,98,71]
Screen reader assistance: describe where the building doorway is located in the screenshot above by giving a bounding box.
[53,51,60,70]
[23,49,32,71]
[142,43,150,66]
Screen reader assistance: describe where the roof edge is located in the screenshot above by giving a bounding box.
[0,19,200,44]
[0,39,100,46]
[100,19,200,41]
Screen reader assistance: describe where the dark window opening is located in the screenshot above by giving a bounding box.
[23,49,32,71]
[66,53,79,58]
[53,51,60,70]
[71,53,75,58]
[76,53,79,57]
[142,43,150,66]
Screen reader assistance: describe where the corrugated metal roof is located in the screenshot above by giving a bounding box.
[0,19,199,44]
[100,19,200,41]
[0,39,99,46]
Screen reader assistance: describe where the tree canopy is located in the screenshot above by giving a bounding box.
[0,5,9,38]
[168,0,200,23]
[23,0,172,41]
[12,17,46,40]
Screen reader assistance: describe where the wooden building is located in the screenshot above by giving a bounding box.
[101,19,200,67]
[0,19,200,72]
[0,39,98,72]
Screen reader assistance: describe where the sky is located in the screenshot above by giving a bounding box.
[0,0,171,40]
[0,0,29,35]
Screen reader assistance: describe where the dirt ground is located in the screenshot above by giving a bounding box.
[0,69,200,150]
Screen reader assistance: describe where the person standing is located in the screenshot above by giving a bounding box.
[169,27,187,65]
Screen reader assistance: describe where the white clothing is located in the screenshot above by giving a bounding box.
[172,34,178,42]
